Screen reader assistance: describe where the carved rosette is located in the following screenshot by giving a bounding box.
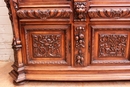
[17,9,72,19]
[74,2,87,21]
[88,8,130,18]
[75,26,85,65]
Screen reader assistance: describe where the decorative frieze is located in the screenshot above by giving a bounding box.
[17,9,72,19]
[88,8,130,18]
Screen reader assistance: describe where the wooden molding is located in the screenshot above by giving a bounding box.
[17,9,72,19]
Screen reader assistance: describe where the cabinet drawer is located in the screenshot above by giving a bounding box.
[21,24,71,66]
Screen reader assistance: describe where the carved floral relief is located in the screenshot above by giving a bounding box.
[99,34,128,57]
[32,34,62,58]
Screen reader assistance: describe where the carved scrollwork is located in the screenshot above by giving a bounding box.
[88,8,130,18]
[74,2,87,21]
[17,9,72,19]
[75,26,85,65]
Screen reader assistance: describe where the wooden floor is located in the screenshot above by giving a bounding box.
[0,61,130,87]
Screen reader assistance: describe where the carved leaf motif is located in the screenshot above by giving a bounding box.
[88,8,130,18]
[17,9,72,19]
[32,34,62,58]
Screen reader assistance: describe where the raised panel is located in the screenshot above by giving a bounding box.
[91,25,130,64]
[23,25,71,65]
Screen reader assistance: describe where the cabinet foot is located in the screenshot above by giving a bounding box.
[13,80,26,85]
[9,64,26,84]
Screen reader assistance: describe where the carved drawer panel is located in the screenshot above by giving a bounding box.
[17,8,72,20]
[88,8,130,21]
[22,25,71,65]
[90,25,130,64]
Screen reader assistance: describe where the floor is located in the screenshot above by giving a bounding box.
[0,61,130,87]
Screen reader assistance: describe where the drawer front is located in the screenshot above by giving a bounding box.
[22,24,71,66]
[90,25,130,65]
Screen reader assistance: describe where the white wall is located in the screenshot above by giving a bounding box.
[0,0,14,61]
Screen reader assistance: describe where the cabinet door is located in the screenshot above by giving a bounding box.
[90,25,130,65]
[22,24,71,66]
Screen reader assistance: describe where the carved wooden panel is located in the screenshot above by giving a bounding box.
[88,8,130,21]
[17,9,72,19]
[99,34,128,57]
[91,25,130,64]
[32,34,62,58]
[23,25,71,65]
[74,25,86,66]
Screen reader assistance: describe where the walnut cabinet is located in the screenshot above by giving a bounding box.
[5,0,130,84]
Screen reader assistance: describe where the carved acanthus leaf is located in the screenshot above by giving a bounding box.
[17,9,72,19]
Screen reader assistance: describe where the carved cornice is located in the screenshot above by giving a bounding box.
[88,8,130,18]
[74,2,87,21]
[17,9,72,19]
[75,26,85,65]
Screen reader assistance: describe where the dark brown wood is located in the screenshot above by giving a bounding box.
[4,0,130,84]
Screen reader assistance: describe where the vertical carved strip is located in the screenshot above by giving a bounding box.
[75,26,85,66]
